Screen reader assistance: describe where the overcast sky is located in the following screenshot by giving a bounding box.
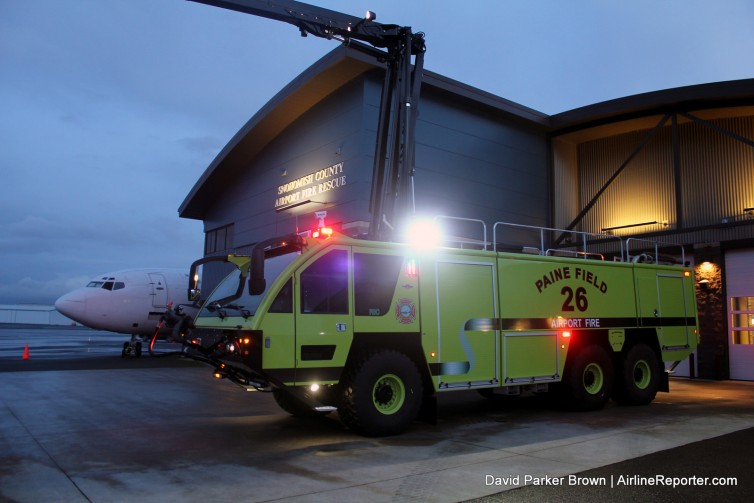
[1,0,752,305]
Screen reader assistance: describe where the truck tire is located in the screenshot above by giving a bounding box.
[612,343,660,406]
[272,388,329,417]
[564,345,613,411]
[338,350,423,436]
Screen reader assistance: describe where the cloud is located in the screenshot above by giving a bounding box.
[1,0,753,306]
[0,213,202,304]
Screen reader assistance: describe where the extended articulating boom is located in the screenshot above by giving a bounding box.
[189,0,426,241]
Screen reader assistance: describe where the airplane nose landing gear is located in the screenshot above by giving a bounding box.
[122,338,143,358]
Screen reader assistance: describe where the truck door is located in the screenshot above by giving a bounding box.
[656,273,692,349]
[294,246,353,385]
[435,260,498,389]
[636,269,692,350]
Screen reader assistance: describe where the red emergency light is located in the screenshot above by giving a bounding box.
[312,227,333,239]
[406,258,418,277]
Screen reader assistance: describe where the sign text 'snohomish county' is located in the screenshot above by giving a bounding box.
[275,162,346,209]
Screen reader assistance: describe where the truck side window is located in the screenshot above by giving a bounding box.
[269,279,293,313]
[354,253,403,316]
[300,250,348,314]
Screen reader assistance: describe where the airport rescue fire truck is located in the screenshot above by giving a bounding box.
[172,2,698,436]
[168,219,699,436]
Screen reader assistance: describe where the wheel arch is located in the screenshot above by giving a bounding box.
[346,332,433,394]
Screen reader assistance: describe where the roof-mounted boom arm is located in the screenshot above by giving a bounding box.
[188,0,426,241]
[190,0,420,53]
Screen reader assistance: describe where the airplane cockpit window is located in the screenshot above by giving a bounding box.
[86,279,123,290]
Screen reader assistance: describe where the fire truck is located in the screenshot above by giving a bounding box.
[169,219,699,436]
[174,1,698,436]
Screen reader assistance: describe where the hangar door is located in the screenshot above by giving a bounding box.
[726,249,754,381]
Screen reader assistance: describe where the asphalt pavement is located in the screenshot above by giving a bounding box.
[1,325,753,502]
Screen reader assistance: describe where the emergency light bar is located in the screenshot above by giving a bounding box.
[312,227,333,239]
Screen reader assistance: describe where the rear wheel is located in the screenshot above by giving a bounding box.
[613,344,660,405]
[563,345,613,411]
[338,350,422,436]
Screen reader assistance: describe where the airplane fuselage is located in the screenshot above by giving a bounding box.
[55,268,194,336]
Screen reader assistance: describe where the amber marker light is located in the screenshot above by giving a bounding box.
[312,227,333,239]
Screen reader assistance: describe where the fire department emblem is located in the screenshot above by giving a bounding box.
[395,298,416,324]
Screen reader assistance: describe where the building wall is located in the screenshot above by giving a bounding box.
[202,79,371,250]
[680,117,754,228]
[552,137,579,230]
[203,74,550,253]
[552,111,754,379]
[566,114,754,242]
[0,305,77,326]
[413,90,549,230]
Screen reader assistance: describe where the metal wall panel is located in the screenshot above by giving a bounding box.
[680,116,754,227]
[552,137,579,229]
[578,126,675,237]
[572,114,754,243]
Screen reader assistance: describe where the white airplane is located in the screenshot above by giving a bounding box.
[55,268,198,357]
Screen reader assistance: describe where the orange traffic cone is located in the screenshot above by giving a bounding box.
[22,344,30,360]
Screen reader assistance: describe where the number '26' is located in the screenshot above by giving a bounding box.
[561,286,588,312]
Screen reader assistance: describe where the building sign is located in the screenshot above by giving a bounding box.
[275,162,346,209]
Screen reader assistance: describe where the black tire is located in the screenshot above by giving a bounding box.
[612,343,660,406]
[272,387,329,417]
[338,350,423,436]
[563,345,613,411]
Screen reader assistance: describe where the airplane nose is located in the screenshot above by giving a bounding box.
[54,291,87,324]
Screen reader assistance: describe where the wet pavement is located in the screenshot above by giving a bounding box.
[1,326,753,502]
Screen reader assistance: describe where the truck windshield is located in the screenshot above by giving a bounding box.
[199,252,298,318]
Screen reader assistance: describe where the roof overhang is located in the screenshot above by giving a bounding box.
[549,79,754,143]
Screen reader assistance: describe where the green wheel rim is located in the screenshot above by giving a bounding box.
[633,360,651,390]
[372,374,406,415]
[582,363,604,395]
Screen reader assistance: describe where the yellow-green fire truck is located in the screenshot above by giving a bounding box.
[175,220,698,436]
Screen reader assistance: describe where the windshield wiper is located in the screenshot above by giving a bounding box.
[206,302,250,319]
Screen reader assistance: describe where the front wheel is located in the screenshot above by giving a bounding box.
[613,344,660,405]
[563,345,613,411]
[338,351,423,436]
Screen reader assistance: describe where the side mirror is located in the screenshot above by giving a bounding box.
[249,277,266,296]
[188,288,201,302]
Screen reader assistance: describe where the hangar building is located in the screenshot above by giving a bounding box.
[179,46,754,381]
